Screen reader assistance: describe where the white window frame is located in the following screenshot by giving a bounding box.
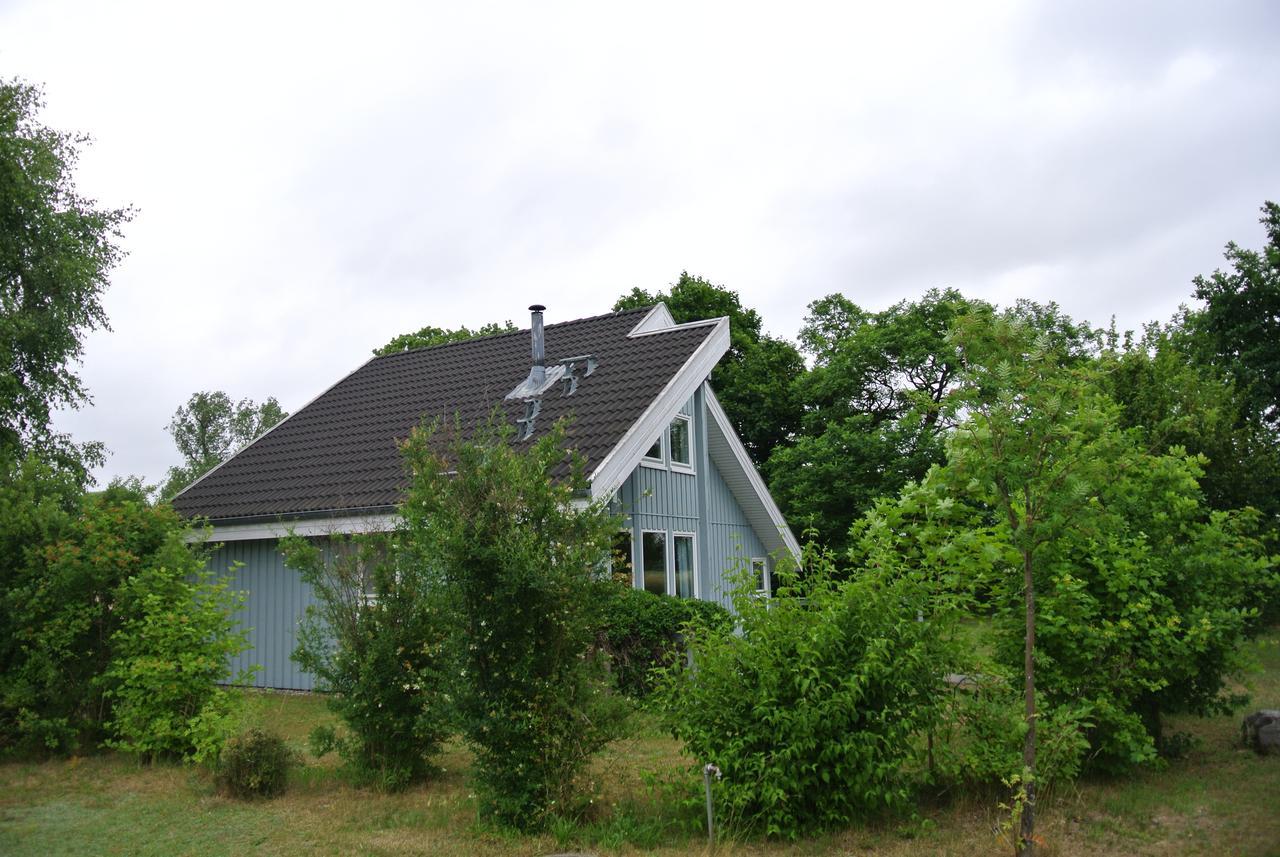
[639,529,668,595]
[668,414,695,474]
[640,432,666,469]
[672,531,699,599]
[751,556,769,597]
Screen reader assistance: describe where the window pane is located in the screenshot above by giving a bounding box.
[670,418,691,466]
[674,535,695,598]
[642,531,667,595]
[752,558,767,593]
[645,436,662,459]
[611,531,633,584]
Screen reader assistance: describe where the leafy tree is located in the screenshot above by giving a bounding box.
[615,273,805,460]
[0,79,129,472]
[399,416,628,828]
[281,531,452,790]
[161,391,286,499]
[766,289,980,552]
[852,312,1274,856]
[1103,320,1280,524]
[1185,201,1280,429]
[374,320,516,356]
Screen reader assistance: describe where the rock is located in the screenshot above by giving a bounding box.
[1241,709,1280,755]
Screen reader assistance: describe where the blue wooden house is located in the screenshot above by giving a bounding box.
[173,304,800,690]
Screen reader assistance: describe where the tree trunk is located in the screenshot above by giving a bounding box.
[1017,546,1036,857]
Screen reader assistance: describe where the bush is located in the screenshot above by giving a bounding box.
[599,586,731,698]
[399,416,629,829]
[282,532,452,791]
[932,683,1091,794]
[216,727,291,799]
[655,547,958,839]
[0,467,250,758]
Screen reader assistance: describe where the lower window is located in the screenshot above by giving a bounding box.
[673,534,695,598]
[641,531,666,595]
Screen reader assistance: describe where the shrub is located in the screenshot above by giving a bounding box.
[655,547,958,839]
[599,585,731,698]
[399,416,629,829]
[282,532,452,791]
[216,727,291,799]
[0,468,250,758]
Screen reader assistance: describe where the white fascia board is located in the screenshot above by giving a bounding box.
[170,352,380,504]
[703,387,803,564]
[628,302,676,335]
[190,513,401,543]
[589,316,730,499]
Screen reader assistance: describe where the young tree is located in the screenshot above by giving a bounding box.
[0,79,130,473]
[944,314,1124,856]
[374,320,516,356]
[399,416,627,828]
[161,391,286,499]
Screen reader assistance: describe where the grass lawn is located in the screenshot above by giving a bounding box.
[2,632,1278,857]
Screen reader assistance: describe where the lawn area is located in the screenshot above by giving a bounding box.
[2,632,1278,857]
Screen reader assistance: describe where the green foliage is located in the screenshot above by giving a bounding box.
[655,548,958,839]
[615,273,805,461]
[932,684,1091,794]
[0,467,249,758]
[598,585,731,698]
[400,416,628,829]
[216,727,292,799]
[767,289,982,552]
[162,391,287,500]
[853,312,1276,777]
[373,320,516,356]
[0,79,129,469]
[281,532,452,791]
[100,551,251,761]
[1186,201,1280,429]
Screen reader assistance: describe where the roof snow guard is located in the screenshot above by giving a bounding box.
[172,306,721,524]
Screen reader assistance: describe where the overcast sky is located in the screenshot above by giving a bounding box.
[4,0,1279,486]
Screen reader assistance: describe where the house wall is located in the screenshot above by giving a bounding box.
[617,388,769,609]
[209,387,777,691]
[206,538,320,691]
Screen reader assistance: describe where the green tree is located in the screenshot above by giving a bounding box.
[1185,201,1280,428]
[1103,320,1280,524]
[162,391,286,499]
[615,273,805,460]
[0,79,129,472]
[766,289,980,552]
[399,416,627,828]
[374,320,516,356]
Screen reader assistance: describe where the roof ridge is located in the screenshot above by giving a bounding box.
[372,305,656,361]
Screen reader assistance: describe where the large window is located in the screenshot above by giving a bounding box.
[611,531,634,584]
[669,415,692,469]
[641,531,667,595]
[674,533,696,598]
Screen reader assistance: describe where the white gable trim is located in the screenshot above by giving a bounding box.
[589,316,730,498]
[703,386,802,564]
[628,302,677,335]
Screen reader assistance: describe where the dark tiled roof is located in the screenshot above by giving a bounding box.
[172,307,717,522]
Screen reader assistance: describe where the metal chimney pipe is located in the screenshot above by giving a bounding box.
[529,304,546,385]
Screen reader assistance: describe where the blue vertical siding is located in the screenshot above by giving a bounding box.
[617,390,769,609]
[206,539,321,690]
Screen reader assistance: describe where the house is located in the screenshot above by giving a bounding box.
[172,304,801,690]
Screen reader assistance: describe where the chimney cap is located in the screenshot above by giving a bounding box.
[529,304,546,313]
